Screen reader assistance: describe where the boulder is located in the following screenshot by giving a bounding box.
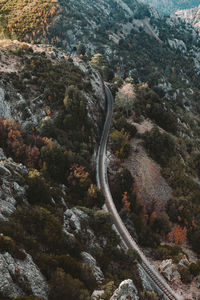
[64,207,88,233]
[110,279,139,300]
[178,255,189,267]
[158,259,181,282]
[91,290,104,300]
[81,251,104,284]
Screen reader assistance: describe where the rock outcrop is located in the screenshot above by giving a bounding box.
[0,148,27,221]
[158,259,181,282]
[91,290,104,300]
[0,88,11,120]
[168,39,187,53]
[141,0,199,14]
[81,251,104,284]
[0,251,48,299]
[64,207,89,233]
[110,279,139,300]
[175,5,200,32]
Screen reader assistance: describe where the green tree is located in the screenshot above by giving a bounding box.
[77,44,86,56]
[49,268,90,300]
[110,129,131,158]
[190,227,200,253]
[144,126,176,166]
[90,53,113,80]
[41,142,68,182]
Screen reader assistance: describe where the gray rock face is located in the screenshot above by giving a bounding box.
[0,252,48,299]
[81,251,104,284]
[91,290,104,300]
[110,279,139,300]
[175,5,200,32]
[168,39,187,53]
[0,88,11,119]
[0,148,27,221]
[141,0,199,14]
[138,264,155,292]
[64,207,88,233]
[0,163,11,178]
[158,259,181,282]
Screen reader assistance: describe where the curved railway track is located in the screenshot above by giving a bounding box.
[96,85,183,300]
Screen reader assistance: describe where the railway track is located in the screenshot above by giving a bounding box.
[96,85,183,300]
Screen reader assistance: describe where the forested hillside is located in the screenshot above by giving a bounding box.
[141,0,200,14]
[0,0,200,299]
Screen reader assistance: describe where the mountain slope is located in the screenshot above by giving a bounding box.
[141,0,200,14]
[2,0,200,108]
[0,40,147,300]
[0,1,200,299]
[175,5,200,32]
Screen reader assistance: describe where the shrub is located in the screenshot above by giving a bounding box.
[0,235,26,260]
[114,117,137,137]
[49,268,90,300]
[189,261,200,277]
[26,170,51,205]
[110,168,133,210]
[190,226,200,253]
[41,142,68,182]
[179,266,193,284]
[154,245,183,262]
[110,129,131,159]
[144,126,176,166]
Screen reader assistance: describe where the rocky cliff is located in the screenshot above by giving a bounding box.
[175,5,200,32]
[141,0,200,14]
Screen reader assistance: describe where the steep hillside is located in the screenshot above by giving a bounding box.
[175,5,200,33]
[0,40,155,300]
[141,0,200,14]
[0,0,200,108]
[0,0,200,299]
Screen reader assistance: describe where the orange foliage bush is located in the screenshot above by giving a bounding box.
[122,192,130,210]
[168,225,187,244]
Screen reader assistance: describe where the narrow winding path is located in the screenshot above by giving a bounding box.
[96,85,182,300]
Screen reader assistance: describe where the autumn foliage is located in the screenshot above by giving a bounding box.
[4,1,61,44]
[168,225,187,244]
[0,117,49,169]
[122,192,130,210]
[68,164,90,189]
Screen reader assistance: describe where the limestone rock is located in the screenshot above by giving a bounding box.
[138,264,154,292]
[0,148,27,221]
[0,163,11,178]
[81,252,104,284]
[91,290,104,300]
[0,252,48,299]
[110,279,139,300]
[158,259,181,282]
[0,88,11,119]
[178,255,189,268]
[64,207,88,233]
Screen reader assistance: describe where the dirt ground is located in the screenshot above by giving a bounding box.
[122,136,172,212]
